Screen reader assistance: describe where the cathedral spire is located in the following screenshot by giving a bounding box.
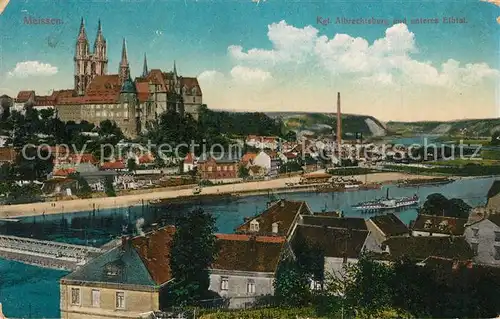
[142,53,149,77]
[173,60,177,76]
[94,19,105,45]
[78,17,87,41]
[119,38,130,82]
[121,38,129,65]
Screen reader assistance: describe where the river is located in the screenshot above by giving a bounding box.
[0,176,496,318]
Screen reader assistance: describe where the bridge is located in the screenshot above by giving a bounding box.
[0,234,104,271]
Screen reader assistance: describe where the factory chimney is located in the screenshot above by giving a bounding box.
[336,92,342,158]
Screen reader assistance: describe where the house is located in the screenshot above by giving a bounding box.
[248,165,265,178]
[197,153,240,182]
[0,147,17,164]
[14,90,35,110]
[209,234,286,308]
[290,224,369,282]
[298,215,367,231]
[253,151,272,175]
[60,227,175,319]
[411,214,468,237]
[240,152,257,167]
[183,153,195,173]
[246,135,279,150]
[235,199,313,239]
[464,214,500,266]
[486,180,500,212]
[101,160,126,171]
[381,236,474,262]
[366,214,409,249]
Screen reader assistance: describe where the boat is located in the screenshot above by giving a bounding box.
[397,177,454,188]
[352,188,419,212]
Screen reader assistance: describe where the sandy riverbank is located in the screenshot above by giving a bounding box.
[0,172,437,218]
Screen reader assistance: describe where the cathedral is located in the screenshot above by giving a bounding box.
[53,18,203,138]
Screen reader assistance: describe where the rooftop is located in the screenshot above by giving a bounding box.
[370,213,409,237]
[301,215,367,230]
[291,224,369,258]
[235,199,312,236]
[212,234,286,273]
[412,214,468,235]
[383,236,474,261]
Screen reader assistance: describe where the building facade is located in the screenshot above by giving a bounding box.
[465,215,500,266]
[46,19,203,139]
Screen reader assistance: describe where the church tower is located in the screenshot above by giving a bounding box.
[74,18,108,95]
[142,53,149,77]
[92,19,108,75]
[119,39,130,83]
[74,18,90,95]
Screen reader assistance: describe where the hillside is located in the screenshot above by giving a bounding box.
[265,112,387,137]
[387,118,500,136]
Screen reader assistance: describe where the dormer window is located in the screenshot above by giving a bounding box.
[192,87,197,95]
[249,219,259,232]
[438,220,448,231]
[424,220,432,229]
[272,222,278,234]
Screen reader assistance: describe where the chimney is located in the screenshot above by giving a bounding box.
[336,92,342,158]
[272,222,278,234]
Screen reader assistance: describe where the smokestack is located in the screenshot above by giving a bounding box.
[337,92,342,158]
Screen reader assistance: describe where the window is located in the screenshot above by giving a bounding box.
[246,280,255,294]
[495,231,500,242]
[472,227,479,237]
[217,166,221,171]
[193,97,195,103]
[124,111,128,118]
[221,277,229,291]
[311,280,322,291]
[116,291,125,309]
[91,289,100,307]
[223,166,227,171]
[70,288,81,305]
[471,242,479,255]
[250,220,259,232]
[207,166,213,172]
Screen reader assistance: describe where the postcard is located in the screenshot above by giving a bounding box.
[0,0,499,318]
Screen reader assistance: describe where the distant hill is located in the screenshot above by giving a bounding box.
[387,118,500,136]
[265,112,387,137]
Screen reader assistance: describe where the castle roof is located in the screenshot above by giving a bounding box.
[121,76,137,94]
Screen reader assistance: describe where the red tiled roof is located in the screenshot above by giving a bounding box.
[240,152,257,164]
[181,77,202,96]
[135,81,150,103]
[212,235,286,273]
[16,90,35,102]
[101,161,125,170]
[284,152,297,159]
[34,95,56,106]
[85,75,122,96]
[68,153,98,164]
[184,153,194,164]
[132,226,176,285]
[147,69,168,90]
[53,168,76,176]
[138,154,154,164]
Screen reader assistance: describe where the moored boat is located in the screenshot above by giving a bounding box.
[352,189,419,211]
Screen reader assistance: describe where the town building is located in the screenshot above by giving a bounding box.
[235,200,313,239]
[183,153,195,173]
[196,153,240,182]
[209,234,287,308]
[60,227,175,319]
[411,214,468,237]
[245,135,279,150]
[464,214,500,266]
[381,236,474,263]
[366,213,410,249]
[0,147,17,164]
[15,19,203,139]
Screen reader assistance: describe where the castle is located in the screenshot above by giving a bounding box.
[14,18,203,139]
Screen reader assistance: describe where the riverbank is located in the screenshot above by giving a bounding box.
[0,172,440,218]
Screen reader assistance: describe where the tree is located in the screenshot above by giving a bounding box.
[273,259,311,307]
[69,172,92,198]
[420,193,471,218]
[491,131,500,146]
[166,208,217,307]
[104,176,116,197]
[127,158,138,172]
[238,165,249,178]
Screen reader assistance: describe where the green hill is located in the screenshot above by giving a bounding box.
[387,118,500,136]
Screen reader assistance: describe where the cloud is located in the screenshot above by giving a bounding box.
[7,61,58,77]
[230,66,272,82]
[228,21,498,88]
[481,0,500,6]
[0,0,10,15]
[198,70,225,83]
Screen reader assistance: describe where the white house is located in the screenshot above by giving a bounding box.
[464,214,500,266]
[209,234,286,308]
[246,135,279,150]
[365,213,410,249]
[183,152,195,173]
[253,151,271,174]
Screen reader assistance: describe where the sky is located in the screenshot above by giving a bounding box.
[0,0,499,122]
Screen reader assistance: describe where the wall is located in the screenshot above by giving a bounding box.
[60,283,159,319]
[365,219,387,247]
[209,270,274,309]
[324,257,359,278]
[464,219,500,266]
